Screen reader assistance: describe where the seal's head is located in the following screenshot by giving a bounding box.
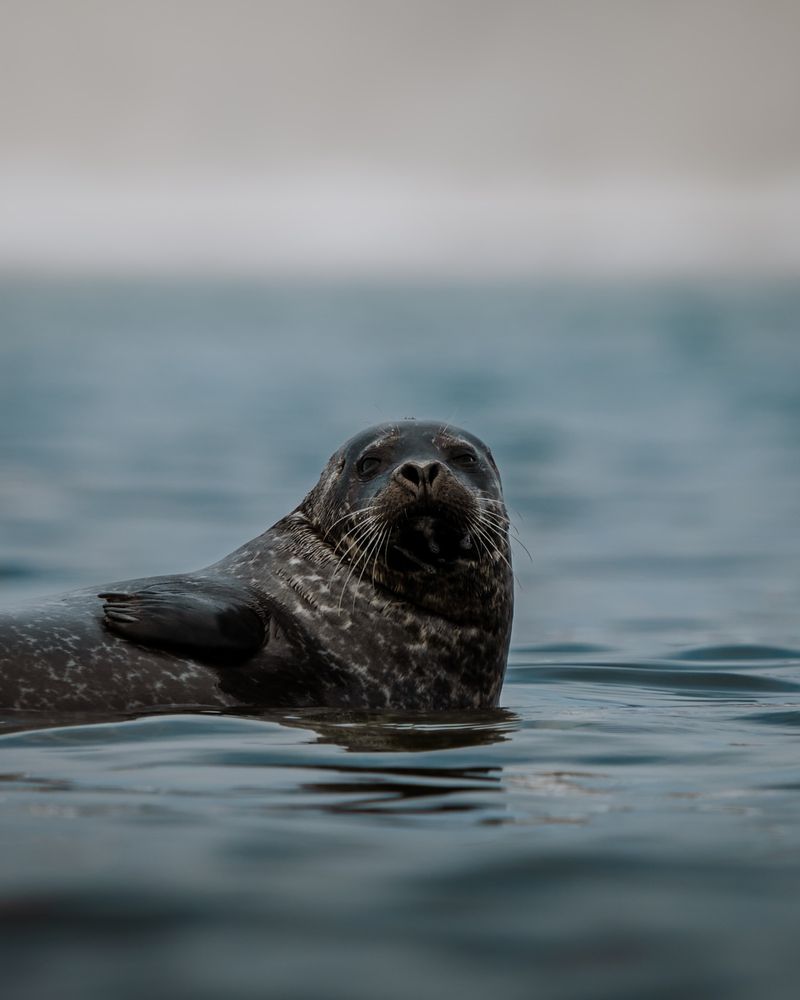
[303,421,512,620]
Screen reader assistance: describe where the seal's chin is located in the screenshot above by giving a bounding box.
[385,504,477,573]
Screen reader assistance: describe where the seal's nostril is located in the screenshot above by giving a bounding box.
[399,463,421,487]
[398,461,440,491]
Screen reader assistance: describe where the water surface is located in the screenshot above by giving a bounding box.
[1,281,799,999]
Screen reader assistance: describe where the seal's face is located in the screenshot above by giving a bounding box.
[304,422,511,613]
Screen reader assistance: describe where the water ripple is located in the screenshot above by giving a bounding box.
[506,662,800,694]
[673,644,800,663]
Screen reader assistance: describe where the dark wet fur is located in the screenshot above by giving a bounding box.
[0,421,513,716]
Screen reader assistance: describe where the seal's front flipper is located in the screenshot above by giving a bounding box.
[99,577,266,663]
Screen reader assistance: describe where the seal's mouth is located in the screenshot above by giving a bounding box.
[385,503,477,572]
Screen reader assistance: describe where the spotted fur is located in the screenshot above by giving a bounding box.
[0,421,513,715]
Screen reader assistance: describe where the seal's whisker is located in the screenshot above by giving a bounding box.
[328,514,382,588]
[331,517,381,572]
[474,506,514,532]
[472,507,509,534]
[476,492,527,530]
[328,522,376,570]
[323,506,377,539]
[480,514,527,549]
[329,515,378,565]
[489,525,532,562]
[472,504,532,562]
[474,495,520,527]
[466,513,497,560]
[331,519,378,559]
[346,536,375,611]
[474,508,522,543]
[474,498,509,513]
[478,510,512,528]
[360,524,390,606]
[475,493,508,506]
[477,537,518,589]
[370,524,391,591]
[338,517,385,610]
[467,517,501,558]
[380,524,393,581]
[337,512,382,547]
[467,514,518,586]
[475,513,514,553]
[337,545,367,610]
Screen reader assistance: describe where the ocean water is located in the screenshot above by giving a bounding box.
[1,280,799,999]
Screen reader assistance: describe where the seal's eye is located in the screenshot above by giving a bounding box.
[452,451,478,468]
[357,455,382,478]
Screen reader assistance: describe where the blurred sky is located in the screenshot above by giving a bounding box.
[1,0,799,277]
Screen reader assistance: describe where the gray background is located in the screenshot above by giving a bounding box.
[1,0,798,276]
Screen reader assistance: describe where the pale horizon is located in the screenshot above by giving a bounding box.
[1,1,799,277]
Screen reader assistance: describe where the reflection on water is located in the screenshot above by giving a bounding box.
[1,283,800,999]
[0,705,518,749]
[295,765,502,816]
[265,708,513,816]
[275,706,518,752]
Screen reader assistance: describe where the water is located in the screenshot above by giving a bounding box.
[1,280,799,999]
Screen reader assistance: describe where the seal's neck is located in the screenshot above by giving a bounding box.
[379,558,513,628]
[286,508,512,630]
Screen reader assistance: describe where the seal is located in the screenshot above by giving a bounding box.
[0,421,513,716]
